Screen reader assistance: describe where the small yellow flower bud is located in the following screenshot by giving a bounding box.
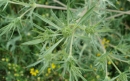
[116,1,120,5]
[45,2,48,5]
[120,8,124,11]
[96,53,101,57]
[45,73,49,76]
[51,63,56,69]
[96,75,100,79]
[30,68,39,76]
[108,61,111,65]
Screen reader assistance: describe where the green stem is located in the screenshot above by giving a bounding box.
[96,33,106,54]
[69,34,74,57]
[108,57,121,74]
[53,0,67,7]
[19,8,33,18]
[9,1,76,11]
[36,3,76,11]
[110,55,129,64]
[36,4,67,10]
[9,1,29,7]
[108,43,126,54]
[105,62,108,77]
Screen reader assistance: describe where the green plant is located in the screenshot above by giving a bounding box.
[1,0,130,81]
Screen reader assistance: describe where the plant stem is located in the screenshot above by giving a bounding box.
[69,34,74,57]
[105,9,130,20]
[106,9,130,14]
[19,8,33,18]
[36,4,67,10]
[105,13,124,20]
[108,43,126,54]
[110,55,129,64]
[108,57,121,74]
[53,0,67,7]
[105,62,108,77]
[96,33,106,54]
[36,4,76,11]
[9,1,29,7]
[9,1,76,11]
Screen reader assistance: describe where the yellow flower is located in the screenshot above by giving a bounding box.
[30,68,39,76]
[31,72,37,76]
[90,64,93,68]
[96,53,101,57]
[102,38,109,44]
[106,40,110,43]
[116,1,120,5]
[47,68,51,74]
[108,61,111,65]
[45,73,49,76]
[102,38,106,45]
[96,75,100,79]
[45,2,48,5]
[30,68,34,72]
[35,70,39,73]
[51,63,56,69]
[120,8,124,11]
[102,38,110,48]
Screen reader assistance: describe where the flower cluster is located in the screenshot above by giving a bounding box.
[51,63,56,69]
[30,68,39,76]
[102,38,110,48]
[45,63,56,76]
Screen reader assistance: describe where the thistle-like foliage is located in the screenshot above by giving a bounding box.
[0,0,130,81]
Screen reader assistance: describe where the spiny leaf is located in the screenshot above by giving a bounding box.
[26,59,43,68]
[39,38,64,59]
[32,23,45,31]
[77,6,95,25]
[33,12,60,30]
[22,39,44,45]
[50,10,63,26]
